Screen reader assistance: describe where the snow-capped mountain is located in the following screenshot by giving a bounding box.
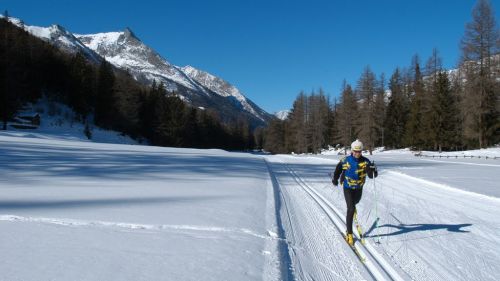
[76,29,206,94]
[4,15,272,128]
[75,29,271,126]
[181,66,269,121]
[274,110,290,120]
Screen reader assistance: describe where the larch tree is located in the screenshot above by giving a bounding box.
[287,92,308,153]
[460,0,499,148]
[423,48,443,149]
[355,66,378,154]
[335,81,358,153]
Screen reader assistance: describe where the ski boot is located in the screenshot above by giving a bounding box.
[345,233,354,246]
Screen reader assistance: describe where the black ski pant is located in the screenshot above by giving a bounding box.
[343,188,363,234]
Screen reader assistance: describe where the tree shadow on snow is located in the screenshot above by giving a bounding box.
[0,141,270,182]
[0,195,227,211]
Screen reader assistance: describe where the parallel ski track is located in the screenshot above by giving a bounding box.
[283,162,407,281]
[266,159,347,280]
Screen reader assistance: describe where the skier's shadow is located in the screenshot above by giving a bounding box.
[364,218,472,238]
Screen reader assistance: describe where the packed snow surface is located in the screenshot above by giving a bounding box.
[1,129,499,280]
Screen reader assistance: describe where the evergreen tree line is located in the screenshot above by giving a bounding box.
[264,0,499,154]
[264,90,332,154]
[0,17,254,150]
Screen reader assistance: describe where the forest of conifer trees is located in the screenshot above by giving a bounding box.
[263,0,499,154]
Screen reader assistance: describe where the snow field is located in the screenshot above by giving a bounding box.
[0,133,282,281]
[1,130,499,281]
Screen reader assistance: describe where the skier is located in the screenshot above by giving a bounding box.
[332,139,377,246]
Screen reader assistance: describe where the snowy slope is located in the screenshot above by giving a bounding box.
[181,65,268,121]
[5,97,137,145]
[1,16,101,63]
[76,29,205,94]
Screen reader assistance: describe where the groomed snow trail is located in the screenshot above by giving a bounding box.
[283,163,407,281]
[265,156,410,281]
[265,157,372,280]
[267,154,500,281]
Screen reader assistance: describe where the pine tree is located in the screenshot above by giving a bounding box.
[95,59,116,129]
[157,93,186,147]
[253,126,265,150]
[422,49,443,149]
[460,0,499,148]
[113,71,142,137]
[0,17,10,130]
[355,66,378,153]
[385,68,409,148]
[263,119,283,153]
[138,81,162,142]
[308,89,330,153]
[182,107,199,148]
[329,97,340,148]
[287,92,308,153]
[335,81,358,153]
[450,69,465,149]
[404,55,426,149]
[373,73,386,148]
[432,71,459,151]
[68,52,94,120]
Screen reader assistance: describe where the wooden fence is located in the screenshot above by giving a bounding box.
[414,153,499,160]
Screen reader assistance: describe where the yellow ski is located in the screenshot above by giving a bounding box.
[354,210,366,245]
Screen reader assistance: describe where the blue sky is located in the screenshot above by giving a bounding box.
[3,0,498,113]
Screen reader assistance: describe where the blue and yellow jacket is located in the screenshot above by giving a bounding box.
[333,155,377,189]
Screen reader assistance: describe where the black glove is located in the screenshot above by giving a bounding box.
[332,179,339,186]
[369,162,378,178]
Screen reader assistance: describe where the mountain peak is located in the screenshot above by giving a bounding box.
[50,24,71,36]
[274,110,290,120]
[123,27,139,40]
[52,24,65,31]
[182,65,195,72]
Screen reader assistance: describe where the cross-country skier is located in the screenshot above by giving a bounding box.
[332,139,377,246]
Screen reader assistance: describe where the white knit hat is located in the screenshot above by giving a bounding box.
[351,139,363,151]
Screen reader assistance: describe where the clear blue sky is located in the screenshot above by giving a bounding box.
[3,0,498,113]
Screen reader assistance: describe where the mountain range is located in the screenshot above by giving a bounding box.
[5,16,274,128]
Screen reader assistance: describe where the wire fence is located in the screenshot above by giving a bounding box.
[414,153,499,160]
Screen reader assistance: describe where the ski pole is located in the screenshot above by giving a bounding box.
[373,162,381,244]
